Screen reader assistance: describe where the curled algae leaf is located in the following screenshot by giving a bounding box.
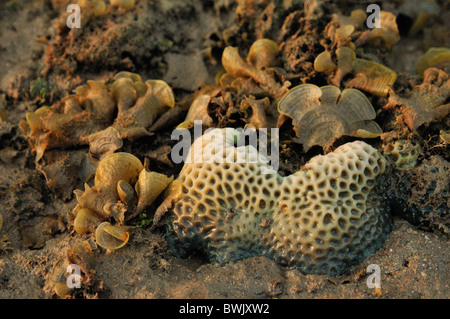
[239,96,271,130]
[328,9,400,51]
[72,149,175,247]
[20,71,175,171]
[21,106,51,161]
[94,153,143,196]
[153,180,183,226]
[75,152,143,218]
[111,77,138,116]
[0,94,6,121]
[48,240,95,298]
[88,126,123,160]
[314,46,396,96]
[54,283,71,299]
[399,0,440,36]
[354,11,400,51]
[110,0,135,10]
[117,180,135,205]
[222,46,267,82]
[114,71,143,83]
[74,208,103,234]
[334,9,366,28]
[385,68,450,130]
[246,38,279,69]
[49,257,72,298]
[67,240,94,276]
[416,47,450,77]
[95,222,130,250]
[135,169,174,214]
[314,51,336,73]
[177,95,213,129]
[277,84,382,152]
[79,0,107,22]
[61,95,83,114]
[348,58,397,97]
[112,79,175,140]
[21,80,115,162]
[334,46,356,85]
[335,25,355,47]
[220,38,285,96]
[75,80,116,122]
[440,130,450,144]
[0,213,3,232]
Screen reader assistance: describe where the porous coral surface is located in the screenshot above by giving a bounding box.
[168,129,392,276]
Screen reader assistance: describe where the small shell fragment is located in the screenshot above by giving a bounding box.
[314,51,336,73]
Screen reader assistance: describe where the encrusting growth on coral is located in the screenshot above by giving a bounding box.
[384,140,420,171]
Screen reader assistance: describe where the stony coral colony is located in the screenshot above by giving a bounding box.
[15,0,450,296]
